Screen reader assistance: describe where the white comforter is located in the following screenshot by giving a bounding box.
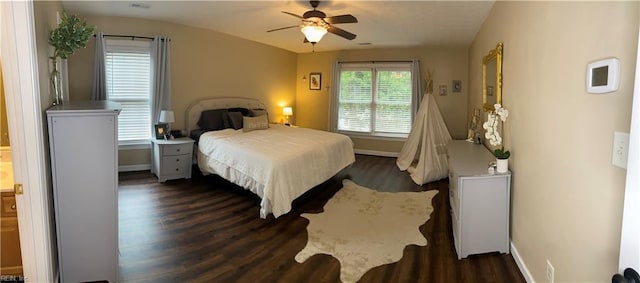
[197,124,355,218]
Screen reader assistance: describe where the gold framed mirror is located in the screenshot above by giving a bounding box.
[483,42,503,111]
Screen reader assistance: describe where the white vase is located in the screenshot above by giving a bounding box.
[496,158,509,173]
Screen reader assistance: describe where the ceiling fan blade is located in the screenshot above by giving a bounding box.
[282,11,303,19]
[267,26,299,33]
[324,14,358,24]
[328,25,357,40]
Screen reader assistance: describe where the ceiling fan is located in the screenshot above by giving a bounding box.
[267,0,358,45]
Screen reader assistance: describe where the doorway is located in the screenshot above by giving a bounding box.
[0,60,23,276]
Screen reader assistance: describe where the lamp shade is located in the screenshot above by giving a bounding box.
[159,110,175,124]
[301,25,327,43]
[283,107,293,116]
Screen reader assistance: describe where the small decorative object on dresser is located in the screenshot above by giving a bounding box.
[151,138,195,182]
[483,103,510,173]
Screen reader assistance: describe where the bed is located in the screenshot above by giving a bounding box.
[186,97,355,219]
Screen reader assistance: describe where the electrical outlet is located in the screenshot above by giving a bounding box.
[546,259,555,283]
[612,131,630,168]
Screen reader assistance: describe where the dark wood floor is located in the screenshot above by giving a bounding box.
[118,154,526,283]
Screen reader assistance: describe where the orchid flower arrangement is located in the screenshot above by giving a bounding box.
[482,103,510,159]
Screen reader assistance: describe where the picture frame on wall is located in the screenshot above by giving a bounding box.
[439,85,447,96]
[452,80,462,92]
[309,73,321,90]
[154,124,168,139]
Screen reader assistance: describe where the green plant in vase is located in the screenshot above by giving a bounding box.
[494,147,510,159]
[48,12,95,105]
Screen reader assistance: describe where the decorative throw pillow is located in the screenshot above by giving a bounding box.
[227,111,244,130]
[243,115,269,132]
[228,107,251,116]
[250,108,269,124]
[197,109,228,131]
[249,108,268,117]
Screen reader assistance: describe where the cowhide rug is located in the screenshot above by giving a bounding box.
[295,179,438,283]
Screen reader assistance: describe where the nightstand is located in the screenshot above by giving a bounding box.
[150,138,195,182]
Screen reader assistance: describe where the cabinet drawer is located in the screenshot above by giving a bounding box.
[162,143,192,156]
[1,194,17,217]
[161,155,191,175]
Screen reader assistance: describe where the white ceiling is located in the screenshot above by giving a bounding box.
[62,0,495,54]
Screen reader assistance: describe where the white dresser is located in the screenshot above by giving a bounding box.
[47,101,121,282]
[151,138,195,182]
[447,140,511,259]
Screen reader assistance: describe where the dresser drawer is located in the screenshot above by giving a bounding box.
[1,194,17,217]
[161,155,191,176]
[162,143,192,156]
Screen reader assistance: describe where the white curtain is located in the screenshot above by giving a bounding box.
[329,60,340,132]
[91,32,107,100]
[151,36,172,123]
[397,91,452,185]
[412,59,423,112]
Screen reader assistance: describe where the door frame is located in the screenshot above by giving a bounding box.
[1,1,56,282]
[618,22,640,272]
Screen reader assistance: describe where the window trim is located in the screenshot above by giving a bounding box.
[332,61,417,139]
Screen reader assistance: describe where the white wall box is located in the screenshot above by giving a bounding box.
[47,101,121,283]
[447,140,511,259]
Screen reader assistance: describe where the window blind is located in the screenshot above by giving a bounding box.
[105,40,152,143]
[336,63,414,138]
[375,70,412,134]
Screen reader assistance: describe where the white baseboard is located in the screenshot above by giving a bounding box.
[118,164,151,172]
[354,149,399,157]
[511,241,535,283]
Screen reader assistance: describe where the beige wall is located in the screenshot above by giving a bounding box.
[469,2,638,281]
[296,47,469,153]
[67,15,298,167]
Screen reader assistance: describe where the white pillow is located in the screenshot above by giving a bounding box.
[243,115,269,132]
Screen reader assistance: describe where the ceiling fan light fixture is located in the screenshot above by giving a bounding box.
[301,25,327,43]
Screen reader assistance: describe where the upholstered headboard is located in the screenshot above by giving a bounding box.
[185,97,267,134]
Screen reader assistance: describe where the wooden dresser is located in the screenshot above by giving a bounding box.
[447,140,511,259]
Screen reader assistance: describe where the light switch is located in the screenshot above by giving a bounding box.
[612,131,630,168]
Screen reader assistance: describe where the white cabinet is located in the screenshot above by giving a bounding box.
[47,101,121,282]
[447,140,511,259]
[151,138,195,182]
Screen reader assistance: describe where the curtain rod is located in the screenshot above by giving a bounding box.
[93,34,170,41]
[338,60,415,64]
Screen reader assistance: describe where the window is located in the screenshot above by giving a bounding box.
[335,62,416,138]
[105,39,152,144]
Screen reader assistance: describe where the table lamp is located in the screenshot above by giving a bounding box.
[159,110,175,139]
[283,107,293,126]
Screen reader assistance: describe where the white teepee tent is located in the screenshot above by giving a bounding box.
[396,90,452,185]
